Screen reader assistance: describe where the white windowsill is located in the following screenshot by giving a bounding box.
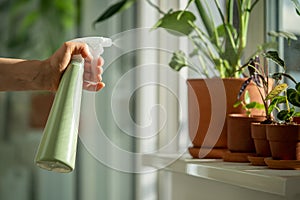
[143,153,300,198]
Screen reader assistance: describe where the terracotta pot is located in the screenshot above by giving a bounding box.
[292,117,300,124]
[266,124,300,160]
[251,122,271,157]
[227,114,265,152]
[187,78,264,158]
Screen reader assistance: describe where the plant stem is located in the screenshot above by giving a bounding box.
[146,0,165,14]
[284,90,290,112]
[238,0,260,58]
[214,0,236,51]
[189,64,208,77]
[194,0,215,39]
[250,0,260,11]
[227,0,234,25]
[189,21,217,62]
[197,55,210,78]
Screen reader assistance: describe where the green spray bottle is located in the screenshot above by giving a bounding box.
[34,37,112,173]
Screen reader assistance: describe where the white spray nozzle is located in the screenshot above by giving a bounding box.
[69,36,112,89]
[71,36,112,57]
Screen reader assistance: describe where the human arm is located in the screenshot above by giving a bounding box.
[0,42,105,91]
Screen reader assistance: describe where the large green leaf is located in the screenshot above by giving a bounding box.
[93,0,136,25]
[268,96,286,115]
[245,102,264,110]
[153,10,196,36]
[215,23,237,40]
[264,51,285,69]
[272,72,297,84]
[296,82,300,91]
[268,31,297,41]
[194,0,215,38]
[277,109,294,122]
[294,112,300,117]
[291,0,300,15]
[268,30,298,45]
[287,87,300,107]
[265,83,288,101]
[169,50,189,71]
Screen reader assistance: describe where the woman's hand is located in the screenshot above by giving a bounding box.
[47,41,105,91]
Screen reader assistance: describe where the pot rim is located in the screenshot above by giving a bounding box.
[265,123,300,127]
[187,77,248,81]
[228,113,266,119]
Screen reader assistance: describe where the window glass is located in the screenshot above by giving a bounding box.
[281,1,300,79]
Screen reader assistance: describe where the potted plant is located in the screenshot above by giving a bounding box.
[235,51,299,165]
[243,55,276,164]
[266,81,300,163]
[95,0,297,158]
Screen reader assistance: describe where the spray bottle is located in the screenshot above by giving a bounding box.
[34,37,112,173]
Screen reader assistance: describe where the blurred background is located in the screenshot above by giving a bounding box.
[0,0,299,200]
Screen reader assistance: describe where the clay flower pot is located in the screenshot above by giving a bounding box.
[227,114,265,152]
[266,124,300,160]
[292,117,300,124]
[187,78,264,158]
[251,122,271,157]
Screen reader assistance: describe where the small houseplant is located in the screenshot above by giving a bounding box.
[235,54,276,162]
[96,0,297,158]
[266,81,300,162]
[236,51,300,165]
[236,51,299,123]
